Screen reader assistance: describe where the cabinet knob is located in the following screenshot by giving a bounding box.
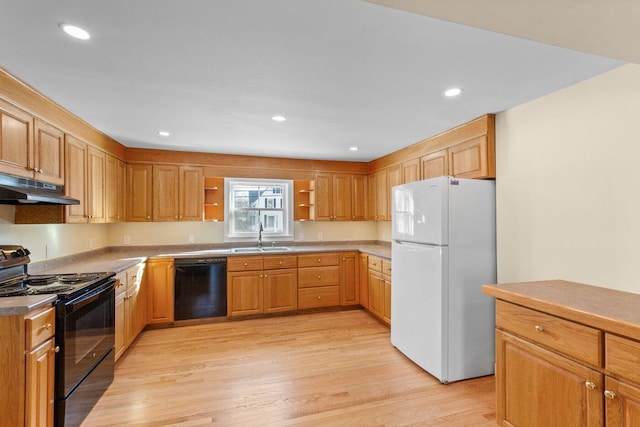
[43,323,52,330]
[604,390,616,399]
[585,381,596,390]
[317,259,321,263]
[53,346,60,353]
[147,216,151,219]
[317,296,321,300]
[244,262,248,266]
[534,325,544,332]
[317,275,321,279]
[279,261,283,265]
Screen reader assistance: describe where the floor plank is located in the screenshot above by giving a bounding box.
[83,310,496,426]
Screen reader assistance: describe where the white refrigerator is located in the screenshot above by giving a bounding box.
[390,176,496,383]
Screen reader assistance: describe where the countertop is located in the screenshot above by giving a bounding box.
[0,294,57,316]
[483,279,640,342]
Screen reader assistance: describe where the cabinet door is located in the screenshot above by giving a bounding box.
[402,158,420,184]
[179,165,203,221]
[129,265,147,339]
[116,159,126,222]
[359,254,369,309]
[0,101,33,179]
[25,337,55,427]
[421,149,448,180]
[87,146,106,223]
[228,271,263,316]
[33,119,64,185]
[375,169,388,221]
[263,268,297,313]
[368,271,384,317]
[387,165,402,221]
[340,252,359,305]
[351,174,367,221]
[367,172,377,220]
[114,276,127,361]
[604,377,640,427]
[146,259,174,324]
[332,173,352,221]
[496,331,603,427]
[127,164,153,222]
[314,172,333,221]
[64,135,88,223]
[383,276,391,324]
[449,136,494,178]
[105,154,121,223]
[153,165,179,221]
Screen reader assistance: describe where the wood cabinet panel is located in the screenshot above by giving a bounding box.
[340,252,359,305]
[605,334,640,385]
[375,169,388,221]
[497,331,603,427]
[298,266,340,288]
[298,286,340,309]
[64,135,88,223]
[402,158,420,184]
[314,173,354,221]
[293,180,314,221]
[228,271,264,316]
[263,268,297,313]
[0,100,33,178]
[33,119,64,185]
[449,135,494,179]
[204,176,224,221]
[146,258,174,324]
[298,253,340,267]
[25,337,55,427]
[314,173,332,221]
[605,377,640,427]
[359,253,369,309]
[367,172,376,221]
[126,163,153,222]
[227,256,264,272]
[420,149,448,180]
[24,306,55,350]
[351,174,367,221]
[332,173,352,221]
[179,165,203,221]
[87,146,106,223]
[368,271,384,318]
[106,154,125,223]
[263,255,297,270]
[153,164,179,222]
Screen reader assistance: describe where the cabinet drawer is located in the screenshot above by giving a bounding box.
[298,266,340,287]
[298,286,340,309]
[496,300,602,366]
[227,256,264,272]
[263,255,297,270]
[25,306,55,350]
[606,334,640,385]
[368,256,382,273]
[382,259,392,276]
[298,253,340,267]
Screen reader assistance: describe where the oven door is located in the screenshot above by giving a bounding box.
[56,280,116,398]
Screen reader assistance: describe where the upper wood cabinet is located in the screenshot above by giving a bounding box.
[315,172,352,221]
[126,163,153,222]
[351,175,367,221]
[367,172,376,221]
[421,149,449,180]
[87,146,106,223]
[106,154,125,223]
[204,176,224,221]
[448,135,495,179]
[402,158,420,184]
[374,169,388,221]
[64,135,88,223]
[293,180,314,221]
[33,119,65,185]
[0,100,34,179]
[153,165,203,222]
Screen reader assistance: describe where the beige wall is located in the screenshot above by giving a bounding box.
[496,63,639,293]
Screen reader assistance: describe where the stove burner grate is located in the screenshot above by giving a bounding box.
[0,287,29,297]
[25,276,58,286]
[57,273,101,284]
[29,285,75,294]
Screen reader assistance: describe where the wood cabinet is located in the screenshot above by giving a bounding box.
[298,253,340,309]
[448,135,494,179]
[126,163,153,222]
[1,305,57,427]
[115,263,146,361]
[364,255,391,326]
[314,173,352,221]
[294,180,315,221]
[0,99,34,179]
[339,252,359,305]
[204,176,224,221]
[351,174,367,221]
[420,149,449,180]
[153,165,203,221]
[402,158,420,183]
[87,145,106,223]
[367,172,377,221]
[64,135,88,223]
[358,253,369,309]
[106,154,125,222]
[33,119,65,186]
[146,258,174,324]
[484,280,640,427]
[227,255,298,316]
[374,169,388,221]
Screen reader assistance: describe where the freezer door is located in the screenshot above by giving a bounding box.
[391,240,448,382]
[391,176,448,245]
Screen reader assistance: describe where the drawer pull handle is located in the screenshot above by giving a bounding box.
[585,381,596,390]
[317,259,321,263]
[534,325,544,332]
[279,261,283,265]
[43,323,52,330]
[52,346,60,354]
[317,296,321,299]
[604,390,616,399]
[244,262,248,266]
[317,275,321,279]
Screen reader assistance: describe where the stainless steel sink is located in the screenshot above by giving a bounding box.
[231,247,291,253]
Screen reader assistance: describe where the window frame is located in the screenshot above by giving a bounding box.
[223,177,294,243]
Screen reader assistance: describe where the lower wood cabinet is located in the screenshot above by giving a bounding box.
[484,280,640,427]
[298,253,340,309]
[358,253,369,309]
[115,263,147,361]
[146,258,174,324]
[365,255,391,326]
[227,255,298,316]
[1,305,57,427]
[339,252,359,305]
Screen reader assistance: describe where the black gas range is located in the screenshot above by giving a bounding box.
[0,245,117,427]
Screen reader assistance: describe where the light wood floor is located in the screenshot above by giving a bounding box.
[83,310,496,426]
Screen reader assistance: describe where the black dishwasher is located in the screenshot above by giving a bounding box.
[174,257,227,320]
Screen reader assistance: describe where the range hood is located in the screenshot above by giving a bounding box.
[0,173,80,205]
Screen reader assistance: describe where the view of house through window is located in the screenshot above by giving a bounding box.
[224,178,293,241]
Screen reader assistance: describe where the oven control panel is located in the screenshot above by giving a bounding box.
[0,245,31,268]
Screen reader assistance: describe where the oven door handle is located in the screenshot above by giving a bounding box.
[66,281,115,312]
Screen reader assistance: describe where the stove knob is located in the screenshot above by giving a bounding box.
[14,248,25,257]
[23,248,31,256]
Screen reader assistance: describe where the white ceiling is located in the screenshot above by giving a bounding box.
[0,0,623,162]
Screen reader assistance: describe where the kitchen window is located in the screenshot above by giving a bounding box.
[224,178,294,242]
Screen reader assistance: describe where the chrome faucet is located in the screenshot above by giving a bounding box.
[258,222,264,248]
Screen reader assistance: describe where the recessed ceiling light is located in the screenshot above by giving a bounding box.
[272,116,286,122]
[444,88,462,97]
[349,146,359,152]
[158,131,170,137]
[60,24,91,40]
